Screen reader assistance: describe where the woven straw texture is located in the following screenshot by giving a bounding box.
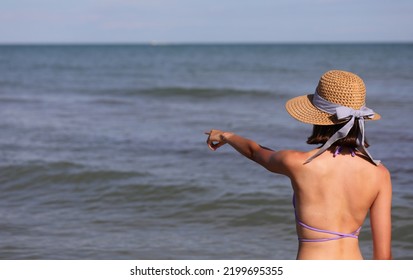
[285,70,381,125]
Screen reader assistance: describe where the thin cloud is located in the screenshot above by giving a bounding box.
[0,0,411,43]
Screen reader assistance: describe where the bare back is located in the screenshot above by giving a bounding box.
[283,147,392,259]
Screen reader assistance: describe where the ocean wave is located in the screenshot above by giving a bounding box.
[0,161,150,191]
[160,191,293,227]
[0,96,43,104]
[139,87,273,98]
[91,87,282,99]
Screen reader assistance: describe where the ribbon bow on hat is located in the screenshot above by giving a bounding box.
[304,91,380,165]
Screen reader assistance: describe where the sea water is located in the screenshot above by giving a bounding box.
[0,44,412,259]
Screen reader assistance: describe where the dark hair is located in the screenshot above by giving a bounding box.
[307,121,370,148]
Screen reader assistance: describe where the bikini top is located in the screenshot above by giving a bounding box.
[293,194,361,242]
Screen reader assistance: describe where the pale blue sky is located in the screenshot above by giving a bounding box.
[1,0,412,43]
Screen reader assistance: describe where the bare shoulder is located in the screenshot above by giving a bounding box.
[364,162,392,201]
[276,150,311,166]
[376,163,392,189]
[377,163,391,177]
[269,150,308,176]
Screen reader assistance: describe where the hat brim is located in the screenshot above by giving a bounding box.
[285,94,381,125]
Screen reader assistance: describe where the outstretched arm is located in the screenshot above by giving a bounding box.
[205,129,290,175]
[370,167,392,260]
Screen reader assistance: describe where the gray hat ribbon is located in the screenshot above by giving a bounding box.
[305,91,380,165]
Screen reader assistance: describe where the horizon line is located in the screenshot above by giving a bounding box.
[0,40,412,46]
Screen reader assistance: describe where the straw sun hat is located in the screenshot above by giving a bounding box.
[285,70,381,125]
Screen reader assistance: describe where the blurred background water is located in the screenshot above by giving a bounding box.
[0,43,412,259]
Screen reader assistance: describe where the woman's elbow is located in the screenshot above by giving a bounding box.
[374,251,392,260]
